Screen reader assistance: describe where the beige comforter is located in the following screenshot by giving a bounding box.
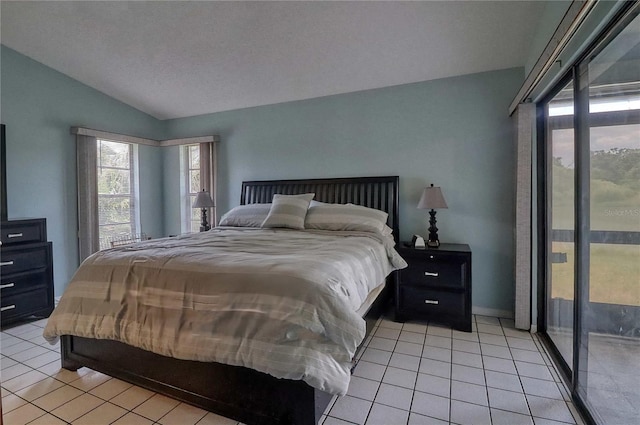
[44,228,406,395]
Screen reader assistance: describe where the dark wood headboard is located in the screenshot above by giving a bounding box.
[240,176,400,243]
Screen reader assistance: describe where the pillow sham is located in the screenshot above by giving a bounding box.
[261,193,315,230]
[219,203,272,227]
[305,202,389,234]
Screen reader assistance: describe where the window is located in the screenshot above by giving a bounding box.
[181,144,201,233]
[97,139,140,249]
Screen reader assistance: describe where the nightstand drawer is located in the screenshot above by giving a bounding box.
[399,286,465,316]
[0,243,50,275]
[1,220,46,246]
[1,270,50,297]
[402,259,466,288]
[0,287,53,321]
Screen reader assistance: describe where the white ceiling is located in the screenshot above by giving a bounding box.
[1,1,545,120]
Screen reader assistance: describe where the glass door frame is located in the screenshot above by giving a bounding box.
[536,3,639,424]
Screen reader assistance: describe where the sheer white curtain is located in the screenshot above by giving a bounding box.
[76,134,99,263]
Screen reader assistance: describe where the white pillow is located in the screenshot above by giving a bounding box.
[261,193,315,230]
[305,202,389,234]
[219,204,272,227]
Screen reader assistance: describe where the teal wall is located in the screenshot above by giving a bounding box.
[164,67,524,314]
[2,43,524,313]
[0,45,165,294]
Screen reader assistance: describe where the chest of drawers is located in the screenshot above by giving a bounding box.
[1,218,54,327]
[395,243,472,332]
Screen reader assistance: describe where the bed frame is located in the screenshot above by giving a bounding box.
[60,176,400,425]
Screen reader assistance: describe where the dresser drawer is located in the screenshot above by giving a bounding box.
[401,257,466,288]
[399,286,465,317]
[0,287,53,321]
[1,219,46,246]
[0,270,50,297]
[0,243,51,275]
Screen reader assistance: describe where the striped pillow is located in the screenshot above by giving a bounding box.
[305,203,388,234]
[261,193,315,230]
[219,204,272,227]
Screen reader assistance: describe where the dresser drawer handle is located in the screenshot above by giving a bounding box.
[0,261,14,267]
[424,271,439,277]
[0,283,15,289]
[7,233,24,238]
[424,299,439,305]
[1,305,16,312]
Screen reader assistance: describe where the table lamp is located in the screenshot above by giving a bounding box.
[193,189,215,232]
[417,184,448,248]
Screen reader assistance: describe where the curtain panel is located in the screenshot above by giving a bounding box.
[76,134,99,263]
[513,103,535,330]
[199,141,218,226]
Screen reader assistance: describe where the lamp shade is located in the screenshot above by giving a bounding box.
[417,184,448,210]
[192,189,215,208]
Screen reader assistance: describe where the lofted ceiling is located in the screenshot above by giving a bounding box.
[1,1,545,120]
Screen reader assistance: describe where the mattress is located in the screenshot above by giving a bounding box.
[44,227,406,395]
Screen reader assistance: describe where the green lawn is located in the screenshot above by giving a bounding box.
[551,242,640,306]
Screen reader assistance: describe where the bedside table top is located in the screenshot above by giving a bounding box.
[399,242,470,253]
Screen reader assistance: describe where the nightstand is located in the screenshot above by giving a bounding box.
[395,243,472,332]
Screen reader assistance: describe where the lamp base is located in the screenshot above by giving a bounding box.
[427,209,441,248]
[200,208,211,232]
[427,239,440,248]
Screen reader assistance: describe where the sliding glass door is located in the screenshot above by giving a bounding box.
[546,78,575,370]
[541,8,639,425]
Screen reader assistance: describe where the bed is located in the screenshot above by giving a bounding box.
[46,176,402,425]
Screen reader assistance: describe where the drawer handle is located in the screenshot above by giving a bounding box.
[0,283,15,289]
[424,299,439,305]
[424,271,439,277]
[0,261,14,267]
[1,305,16,312]
[7,233,23,238]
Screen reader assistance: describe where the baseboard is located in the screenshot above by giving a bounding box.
[472,306,514,319]
[530,324,538,333]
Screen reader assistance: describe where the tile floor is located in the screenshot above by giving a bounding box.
[1,315,585,425]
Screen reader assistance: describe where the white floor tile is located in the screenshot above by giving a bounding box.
[32,385,84,411]
[399,330,425,344]
[329,395,373,425]
[374,382,413,410]
[408,412,448,425]
[346,376,380,401]
[415,373,450,398]
[402,322,427,334]
[14,377,65,402]
[515,361,554,381]
[507,336,538,351]
[353,360,386,381]
[485,370,523,393]
[475,316,501,326]
[381,366,417,389]
[477,323,504,335]
[418,357,451,379]
[389,352,420,371]
[1,402,47,425]
[451,379,488,406]
[360,347,392,366]
[424,334,452,349]
[511,347,545,364]
[487,387,531,416]
[72,401,128,424]
[521,376,564,399]
[452,350,483,368]
[483,356,518,375]
[365,403,409,425]
[452,339,481,354]
[374,326,401,340]
[157,402,208,425]
[491,407,535,425]
[481,344,512,360]
[133,393,181,421]
[367,336,396,352]
[112,412,155,425]
[411,391,450,422]
[450,399,491,425]
[451,364,486,386]
[394,341,423,356]
[422,346,451,362]
[526,394,576,424]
